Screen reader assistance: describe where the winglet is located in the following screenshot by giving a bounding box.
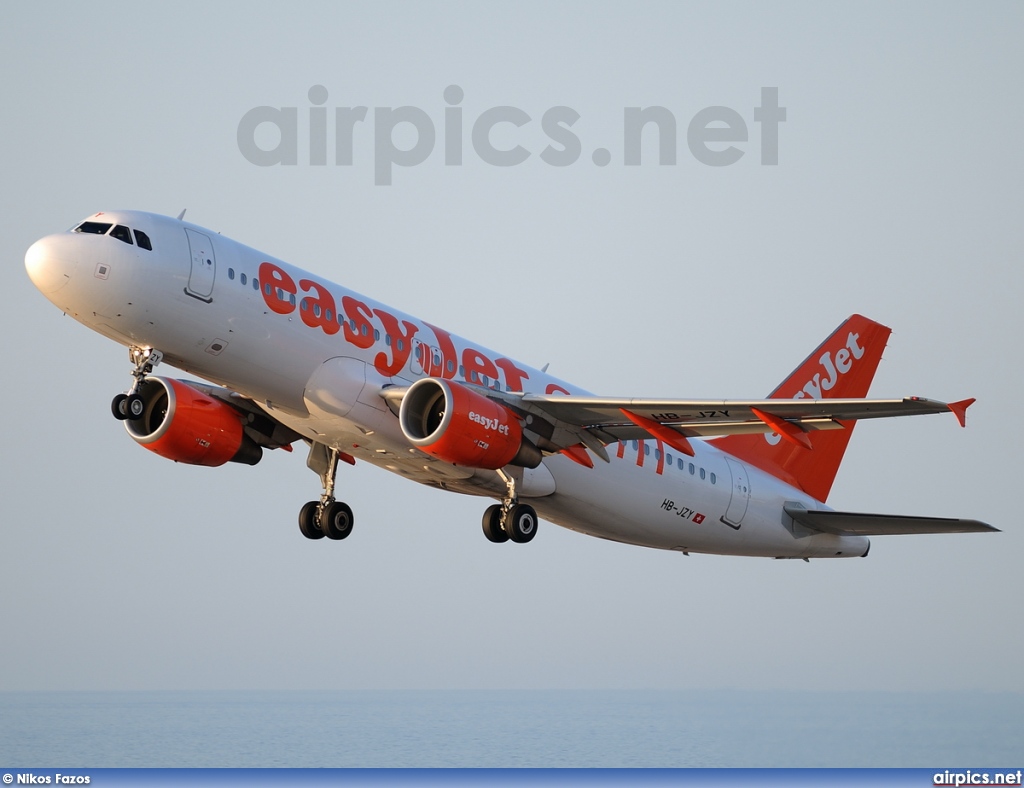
[948,398,975,428]
[750,408,813,450]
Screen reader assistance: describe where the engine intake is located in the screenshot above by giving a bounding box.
[124,377,263,466]
[399,378,541,469]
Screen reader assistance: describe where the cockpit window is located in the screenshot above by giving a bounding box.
[75,221,112,235]
[110,225,133,245]
[133,229,153,251]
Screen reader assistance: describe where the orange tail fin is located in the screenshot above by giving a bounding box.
[711,314,892,502]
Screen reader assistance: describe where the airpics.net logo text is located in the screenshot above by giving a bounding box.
[237,85,786,185]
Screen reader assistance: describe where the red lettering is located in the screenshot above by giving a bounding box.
[298,279,340,335]
[495,358,530,392]
[259,262,296,315]
[616,441,626,459]
[545,383,571,395]
[462,348,498,385]
[342,296,375,349]
[655,438,665,475]
[425,323,457,379]
[636,439,645,467]
[374,309,419,376]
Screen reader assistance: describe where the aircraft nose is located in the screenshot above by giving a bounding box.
[25,234,77,294]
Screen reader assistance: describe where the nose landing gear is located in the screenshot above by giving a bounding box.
[111,346,164,420]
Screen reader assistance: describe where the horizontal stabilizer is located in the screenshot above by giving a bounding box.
[784,505,998,536]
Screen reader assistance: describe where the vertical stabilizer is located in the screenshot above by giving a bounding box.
[711,314,892,502]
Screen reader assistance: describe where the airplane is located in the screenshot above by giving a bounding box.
[24,210,997,559]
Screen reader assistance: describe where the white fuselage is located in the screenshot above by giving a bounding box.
[25,210,868,558]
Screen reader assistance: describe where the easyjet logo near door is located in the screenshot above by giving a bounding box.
[258,261,531,389]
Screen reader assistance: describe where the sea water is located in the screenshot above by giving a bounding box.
[1,690,1020,768]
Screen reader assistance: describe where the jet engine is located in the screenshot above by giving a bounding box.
[123,377,263,466]
[399,378,541,469]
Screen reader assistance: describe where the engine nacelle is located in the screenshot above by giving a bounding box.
[124,377,262,466]
[399,378,541,469]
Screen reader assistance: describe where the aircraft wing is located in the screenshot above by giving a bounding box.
[783,505,998,535]
[383,384,974,463]
[500,393,975,461]
[516,394,970,439]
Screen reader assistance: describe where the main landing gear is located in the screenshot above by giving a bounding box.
[111,346,164,421]
[481,469,538,544]
[299,443,354,541]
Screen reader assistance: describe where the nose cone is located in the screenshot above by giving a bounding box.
[25,234,77,295]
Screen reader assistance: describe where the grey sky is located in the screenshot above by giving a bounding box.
[1,1,1021,692]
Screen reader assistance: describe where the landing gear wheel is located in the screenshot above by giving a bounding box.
[298,501,324,540]
[482,504,509,543]
[320,501,354,540]
[111,394,129,420]
[506,503,538,544]
[125,394,145,419]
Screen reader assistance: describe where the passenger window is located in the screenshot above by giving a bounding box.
[228,268,235,280]
[710,472,717,484]
[700,468,706,480]
[677,458,684,469]
[631,440,638,451]
[644,444,650,456]
[313,304,321,318]
[240,273,247,285]
[300,299,308,311]
[75,221,112,235]
[374,329,380,341]
[111,225,133,245]
[447,360,455,373]
[689,463,695,475]
[253,279,259,291]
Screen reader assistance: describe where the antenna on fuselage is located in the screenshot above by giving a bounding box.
[541,363,550,373]
[176,209,187,220]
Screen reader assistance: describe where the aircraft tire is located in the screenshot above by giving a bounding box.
[507,503,538,544]
[321,501,354,540]
[482,504,509,543]
[125,393,145,419]
[111,394,129,420]
[299,500,325,540]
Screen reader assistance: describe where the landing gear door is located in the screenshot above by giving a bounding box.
[722,457,750,529]
[184,228,216,302]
